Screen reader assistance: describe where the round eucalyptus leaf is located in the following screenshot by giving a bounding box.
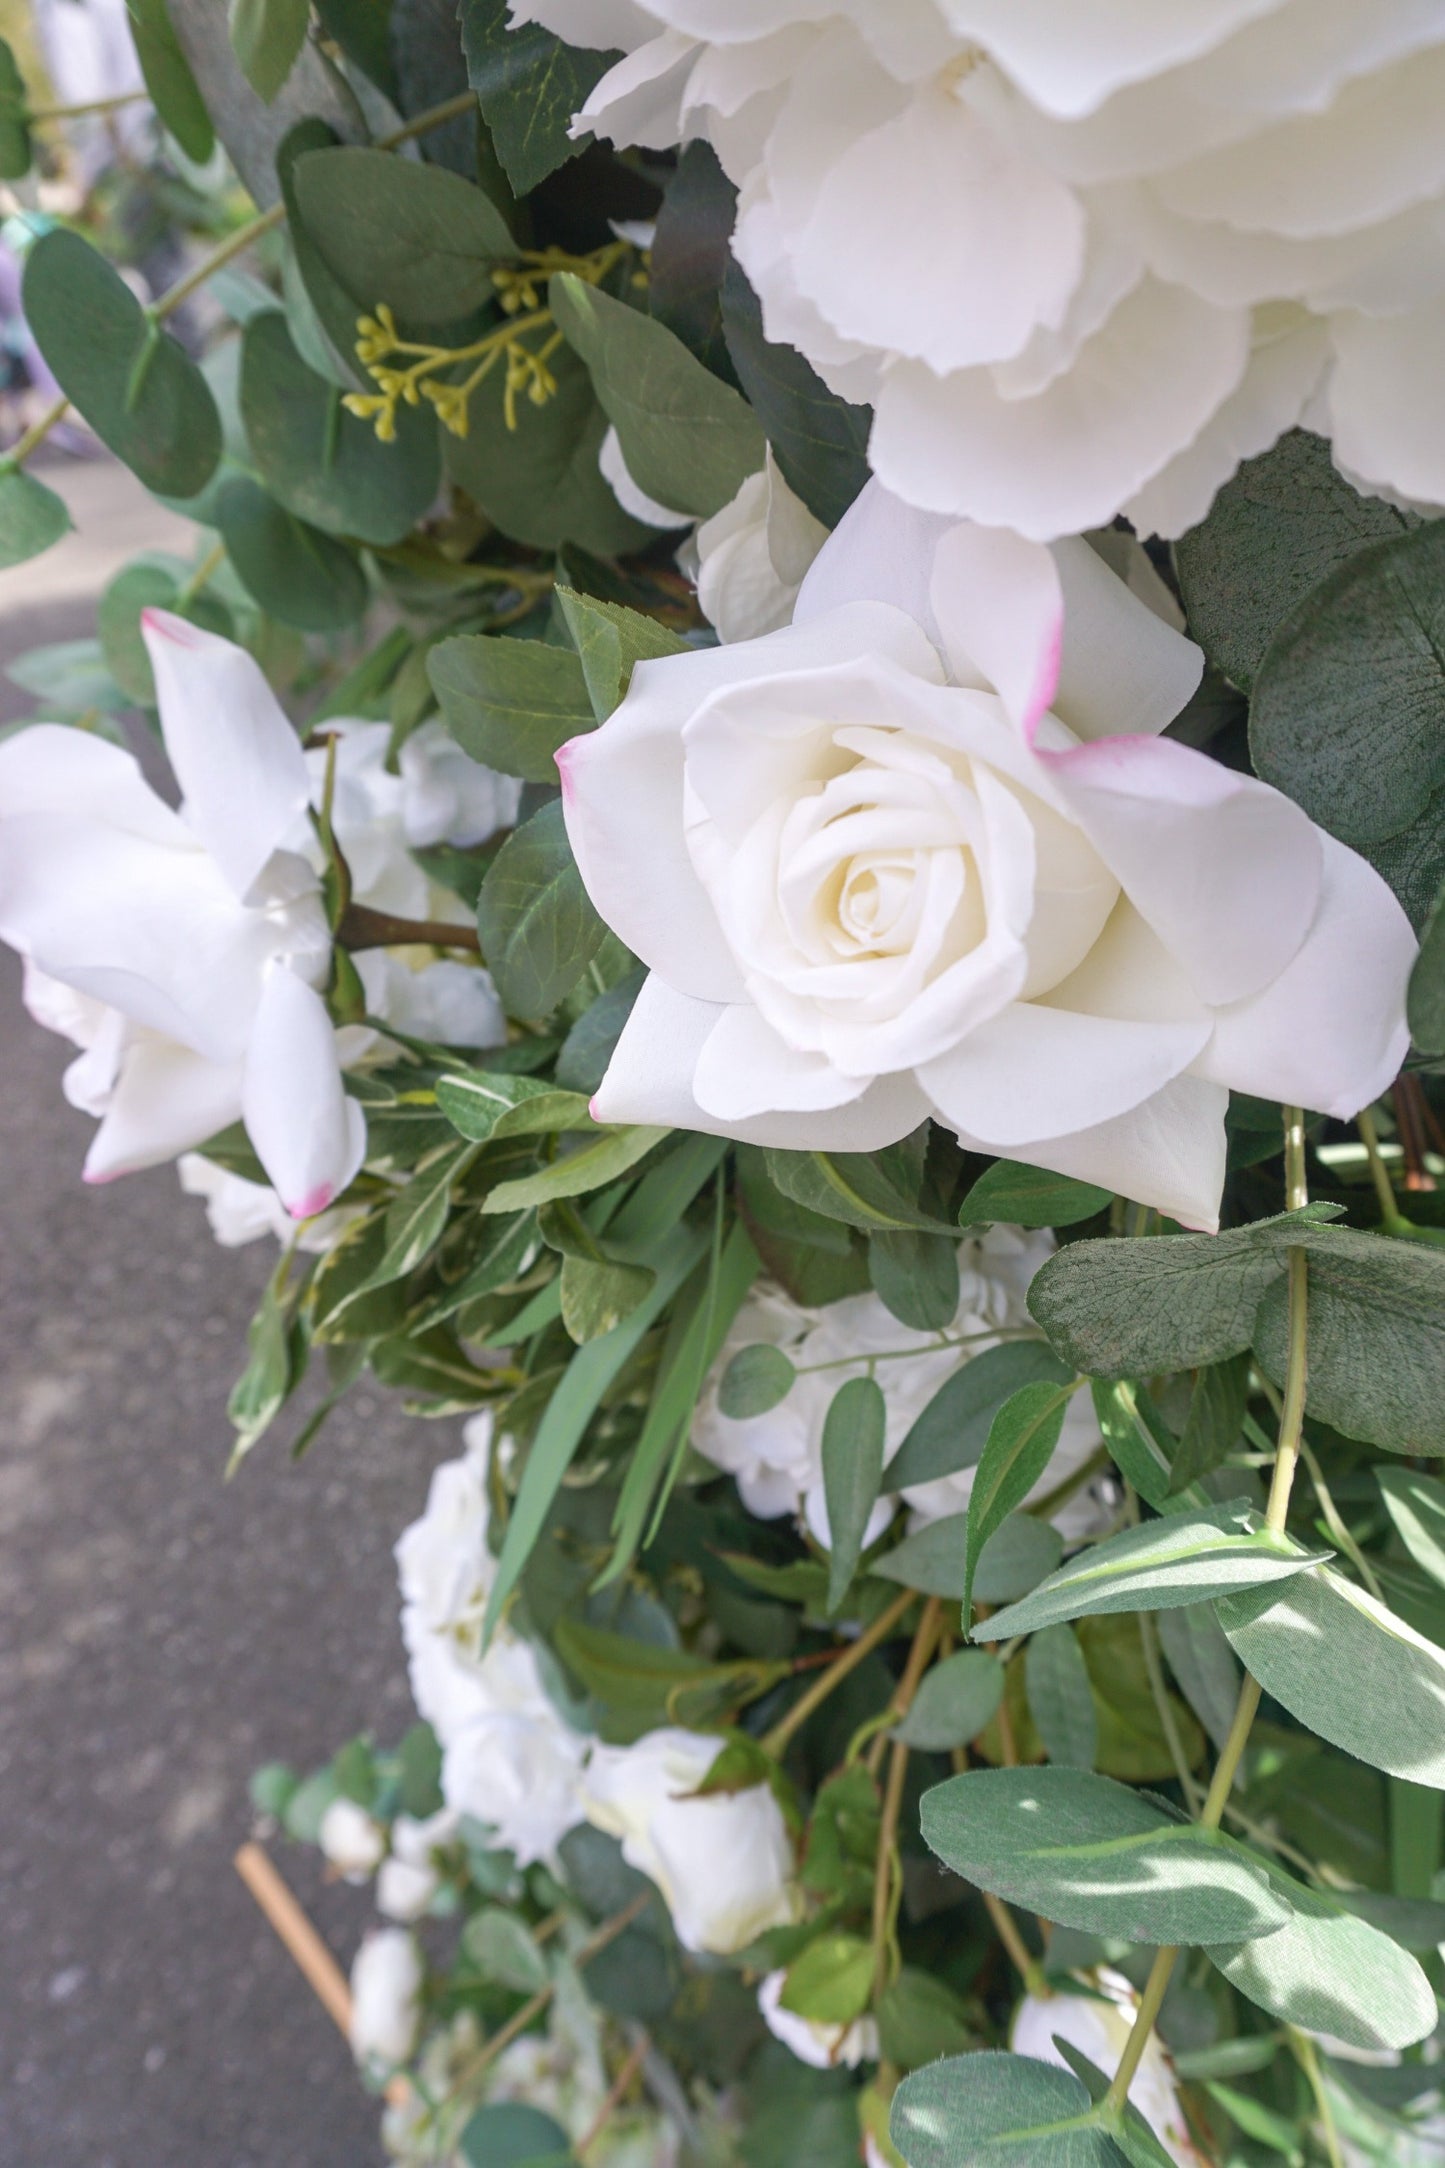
[0,466,71,569]
[23,230,221,498]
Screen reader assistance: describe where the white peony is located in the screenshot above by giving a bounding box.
[560,481,1413,1229]
[521,0,1445,536]
[579,1726,800,1954]
[320,1796,388,1881]
[350,1927,424,2069]
[1011,1969,1203,2166]
[394,1417,589,1867]
[694,452,830,642]
[757,1967,878,2069]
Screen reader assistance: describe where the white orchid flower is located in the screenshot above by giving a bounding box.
[0,609,364,1218]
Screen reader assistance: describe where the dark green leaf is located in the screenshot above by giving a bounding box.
[217,476,368,630]
[1168,1352,1249,1494]
[0,467,70,568]
[229,0,310,101]
[458,2102,574,2168]
[886,1342,1073,1493]
[877,1969,976,2069]
[240,311,439,544]
[892,2052,1124,2168]
[1250,518,1445,924]
[976,1501,1322,1643]
[98,559,231,705]
[959,1161,1113,1230]
[1025,1625,1097,1771]
[278,118,364,386]
[919,1766,1289,1944]
[314,0,397,97]
[292,146,515,322]
[0,38,31,178]
[429,631,592,783]
[459,0,617,194]
[650,142,738,379]
[551,272,765,521]
[964,1383,1073,1619]
[894,1650,1004,1751]
[476,798,606,1017]
[1377,1466,1445,1586]
[435,1069,593,1142]
[1155,1602,1240,1753]
[720,259,869,531]
[24,230,220,497]
[869,1229,960,1331]
[1090,1380,1194,1513]
[718,1342,796,1419]
[1174,429,1414,693]
[1408,874,1445,1055]
[554,965,645,1096]
[763,1140,948,1235]
[126,0,215,163]
[874,1510,1062,1605]
[822,1376,886,1612]
[554,585,690,722]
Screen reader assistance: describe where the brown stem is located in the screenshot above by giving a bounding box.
[868,1599,943,2001]
[577,2031,650,2157]
[337,900,481,954]
[762,1588,916,1758]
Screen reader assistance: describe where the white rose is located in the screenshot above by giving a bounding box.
[1012,1969,1203,2167]
[349,1927,424,2069]
[0,613,363,1214]
[397,719,523,851]
[695,452,829,643]
[442,1707,588,1868]
[560,482,1413,1230]
[539,0,1445,535]
[579,1726,800,1955]
[320,1796,388,1880]
[757,1968,878,2070]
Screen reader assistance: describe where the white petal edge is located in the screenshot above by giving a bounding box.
[241,965,366,1218]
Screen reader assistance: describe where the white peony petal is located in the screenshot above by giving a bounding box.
[935,0,1283,118]
[919,1001,1209,1147]
[507,0,658,48]
[142,609,311,904]
[870,278,1252,541]
[592,973,931,1147]
[560,603,940,1004]
[574,27,696,147]
[943,1072,1231,1231]
[1328,298,1445,509]
[1035,730,1322,1007]
[241,966,366,1219]
[1191,833,1415,1118]
[83,1038,246,1181]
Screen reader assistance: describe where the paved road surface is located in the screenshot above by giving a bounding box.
[0,457,444,2167]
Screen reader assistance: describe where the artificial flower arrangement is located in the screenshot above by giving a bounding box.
[3,3,1445,2164]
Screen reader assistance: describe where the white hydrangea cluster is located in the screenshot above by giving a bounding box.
[692,1226,1106,1547]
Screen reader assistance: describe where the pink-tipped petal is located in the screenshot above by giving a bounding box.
[143,609,311,904]
[241,967,365,1217]
[928,519,1065,733]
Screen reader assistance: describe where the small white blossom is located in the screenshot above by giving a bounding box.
[757,1968,879,2069]
[350,1928,424,2069]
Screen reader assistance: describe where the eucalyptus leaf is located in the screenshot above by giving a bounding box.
[24,230,221,498]
[0,466,69,569]
[1377,1467,1445,1587]
[892,2051,1128,2168]
[229,0,310,101]
[869,1229,960,1331]
[974,1502,1323,1643]
[919,1766,1290,1945]
[960,1161,1113,1230]
[875,1510,1063,1605]
[475,800,607,1019]
[217,477,368,630]
[718,1343,796,1419]
[893,1650,1004,1751]
[1025,1625,1097,1771]
[1169,1353,1250,1495]
[126,0,215,163]
[1207,1866,1435,2052]
[1217,1564,1445,1789]
[1409,876,1445,1056]
[1156,1602,1240,1753]
[822,1376,887,1613]
[429,633,592,783]
[292,146,515,322]
[550,273,765,521]
[458,2101,575,2168]
[964,1383,1074,1618]
[886,1342,1073,1493]
[0,38,30,178]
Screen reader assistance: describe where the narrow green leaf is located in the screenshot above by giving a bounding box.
[1168,1352,1250,1494]
[1408,874,1445,1055]
[1156,1602,1240,1753]
[974,1502,1324,1643]
[718,1343,796,1418]
[126,0,215,163]
[550,272,765,521]
[874,1510,1063,1605]
[886,1342,1073,1493]
[1218,1563,1445,1788]
[964,1383,1073,1620]
[1378,1466,1445,1587]
[0,466,70,568]
[429,633,592,784]
[24,230,220,497]
[0,38,32,178]
[894,1650,1004,1752]
[959,1161,1113,1230]
[559,1252,654,1343]
[481,1124,667,1215]
[436,1070,594,1143]
[822,1376,887,1613]
[892,2051,1126,2168]
[229,0,310,101]
[1090,1380,1199,1513]
[919,1766,1290,1945]
[1025,1625,1097,1770]
[764,1138,948,1235]
[719,258,869,532]
[475,799,607,1018]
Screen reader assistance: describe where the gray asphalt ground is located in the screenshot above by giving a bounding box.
[0,457,444,2167]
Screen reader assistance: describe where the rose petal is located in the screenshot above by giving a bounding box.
[83,1037,247,1181]
[793,478,955,633]
[920,1000,1209,1146]
[142,609,312,905]
[242,966,366,1218]
[592,972,931,1147]
[1191,832,1415,1117]
[0,721,184,845]
[693,1002,873,1118]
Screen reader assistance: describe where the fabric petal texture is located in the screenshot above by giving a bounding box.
[242,966,366,1219]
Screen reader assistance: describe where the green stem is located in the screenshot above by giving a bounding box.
[176,539,225,605]
[1138,1607,1202,1814]
[1104,1105,1309,2121]
[27,89,149,122]
[1357,1105,1410,1234]
[1292,2029,1345,2168]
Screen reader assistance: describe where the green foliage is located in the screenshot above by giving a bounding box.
[1377,1465,1445,1584]
[292,147,515,322]
[763,1139,948,1235]
[868,1229,960,1330]
[217,475,368,629]
[892,2053,1125,2168]
[959,1160,1113,1229]
[874,1508,1063,1605]
[229,0,310,102]
[0,468,70,569]
[553,587,690,720]
[126,0,215,163]
[429,633,592,783]
[1250,519,1445,922]
[0,41,30,180]
[24,231,221,497]
[886,1341,1073,1492]
[1409,876,1445,1053]
[459,0,616,194]
[963,1381,1073,1618]
[458,2102,575,2168]
[821,1376,886,1611]
[720,260,870,531]
[475,800,607,1018]
[893,1650,1003,1751]
[97,557,231,704]
[718,1343,796,1418]
[551,272,766,520]
[1024,1625,1097,1771]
